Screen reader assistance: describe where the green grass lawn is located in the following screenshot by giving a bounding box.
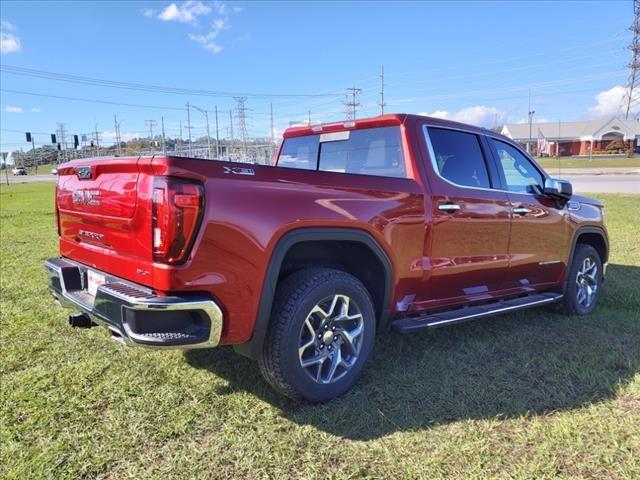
[537,156,640,169]
[1,183,639,479]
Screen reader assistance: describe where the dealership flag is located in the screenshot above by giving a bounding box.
[537,128,551,155]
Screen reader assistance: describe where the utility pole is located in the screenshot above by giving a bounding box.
[308,110,312,125]
[379,65,386,115]
[93,124,100,157]
[186,102,192,156]
[114,115,124,156]
[29,132,37,173]
[527,88,535,153]
[344,87,362,120]
[623,0,640,120]
[215,105,220,158]
[191,104,212,159]
[179,121,183,152]
[234,97,248,161]
[270,102,275,143]
[228,109,234,160]
[161,116,166,154]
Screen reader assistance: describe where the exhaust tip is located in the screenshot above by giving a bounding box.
[68,313,94,329]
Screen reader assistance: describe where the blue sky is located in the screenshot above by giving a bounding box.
[0,0,634,151]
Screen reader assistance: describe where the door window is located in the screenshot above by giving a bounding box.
[426,127,491,189]
[492,139,544,193]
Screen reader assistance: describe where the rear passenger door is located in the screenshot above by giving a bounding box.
[487,138,568,289]
[421,126,511,305]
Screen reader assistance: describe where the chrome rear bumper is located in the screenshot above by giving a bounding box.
[45,257,223,349]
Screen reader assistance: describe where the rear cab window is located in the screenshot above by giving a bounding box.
[277,126,407,179]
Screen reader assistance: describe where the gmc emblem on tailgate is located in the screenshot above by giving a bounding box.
[76,166,93,179]
[72,189,101,206]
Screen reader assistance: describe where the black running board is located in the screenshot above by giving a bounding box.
[391,292,563,333]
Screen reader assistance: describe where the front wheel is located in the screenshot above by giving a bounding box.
[258,268,376,403]
[563,244,603,315]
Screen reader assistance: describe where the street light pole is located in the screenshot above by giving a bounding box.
[527,88,535,154]
[191,104,212,159]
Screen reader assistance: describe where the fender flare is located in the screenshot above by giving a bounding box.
[564,225,609,293]
[242,227,394,359]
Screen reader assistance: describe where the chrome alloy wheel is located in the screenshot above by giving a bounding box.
[576,256,598,308]
[297,294,365,385]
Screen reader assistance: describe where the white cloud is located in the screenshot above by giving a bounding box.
[158,1,211,23]
[30,107,41,112]
[1,20,21,54]
[233,6,243,13]
[142,8,155,17]
[213,1,227,15]
[420,106,508,128]
[5,105,23,113]
[188,17,230,54]
[587,85,638,118]
[1,20,16,31]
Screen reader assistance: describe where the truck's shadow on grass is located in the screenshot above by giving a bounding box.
[184,264,640,441]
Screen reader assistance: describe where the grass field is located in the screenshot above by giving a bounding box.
[536,156,640,170]
[1,183,639,479]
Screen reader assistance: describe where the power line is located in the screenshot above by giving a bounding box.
[0,64,343,99]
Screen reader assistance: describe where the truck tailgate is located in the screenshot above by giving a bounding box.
[56,157,154,285]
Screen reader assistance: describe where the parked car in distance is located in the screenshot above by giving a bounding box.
[45,114,608,402]
[12,167,27,175]
[51,168,58,175]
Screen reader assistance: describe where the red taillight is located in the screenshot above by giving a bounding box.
[151,177,204,264]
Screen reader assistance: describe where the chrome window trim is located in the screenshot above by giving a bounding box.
[422,124,548,198]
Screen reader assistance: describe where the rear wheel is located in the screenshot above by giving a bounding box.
[258,268,375,403]
[563,244,602,315]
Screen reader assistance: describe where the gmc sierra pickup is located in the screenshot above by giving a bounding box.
[46,114,608,402]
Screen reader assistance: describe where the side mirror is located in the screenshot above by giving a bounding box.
[543,178,572,199]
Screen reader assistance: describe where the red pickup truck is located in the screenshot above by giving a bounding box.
[46,114,608,402]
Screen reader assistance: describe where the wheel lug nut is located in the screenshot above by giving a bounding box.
[332,326,336,331]
[320,344,324,349]
[334,336,338,341]
[328,345,332,350]
[318,334,322,338]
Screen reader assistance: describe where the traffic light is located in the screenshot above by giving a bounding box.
[73,135,79,149]
[51,134,57,144]
[25,132,32,142]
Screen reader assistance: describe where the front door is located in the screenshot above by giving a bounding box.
[419,126,512,306]
[488,138,568,289]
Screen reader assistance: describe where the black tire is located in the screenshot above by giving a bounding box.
[563,244,603,315]
[257,268,376,403]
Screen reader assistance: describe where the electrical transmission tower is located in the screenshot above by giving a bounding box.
[623,0,640,120]
[344,87,362,120]
[234,97,249,161]
[145,119,157,146]
[56,123,67,161]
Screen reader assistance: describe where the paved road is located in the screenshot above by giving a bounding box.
[3,174,57,184]
[4,170,638,194]
[564,173,639,194]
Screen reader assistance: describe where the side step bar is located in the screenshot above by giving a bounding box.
[391,292,563,333]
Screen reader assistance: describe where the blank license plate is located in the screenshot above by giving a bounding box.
[87,270,106,296]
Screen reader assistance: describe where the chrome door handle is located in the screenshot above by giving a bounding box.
[438,203,461,212]
[512,207,531,215]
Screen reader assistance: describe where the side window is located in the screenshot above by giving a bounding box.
[492,139,544,193]
[318,126,407,178]
[278,135,319,170]
[426,127,491,189]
